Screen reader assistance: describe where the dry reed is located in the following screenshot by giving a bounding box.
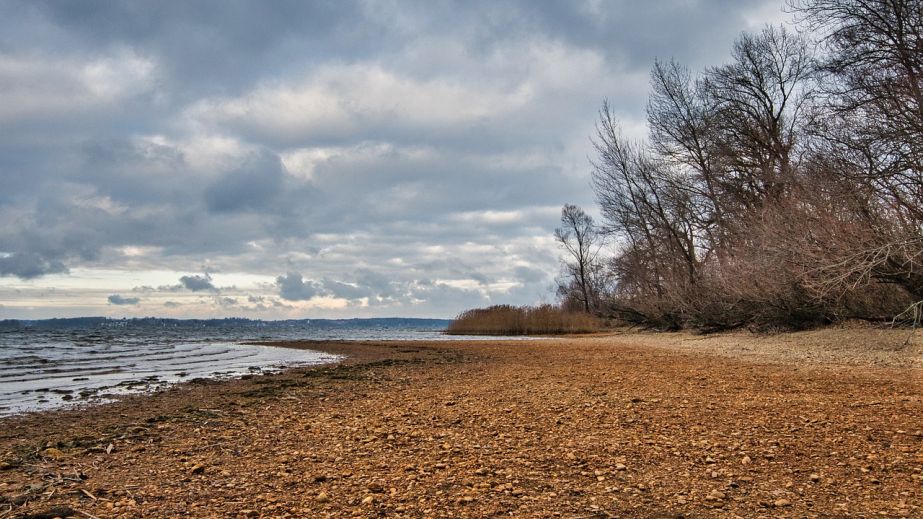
[445,304,603,335]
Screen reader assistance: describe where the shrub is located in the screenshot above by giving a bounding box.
[445,304,603,335]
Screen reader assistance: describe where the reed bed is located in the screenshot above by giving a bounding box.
[445,304,602,335]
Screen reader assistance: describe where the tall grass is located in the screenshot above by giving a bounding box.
[446,304,603,335]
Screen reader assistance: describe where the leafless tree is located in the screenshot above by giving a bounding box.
[792,0,923,194]
[590,103,707,327]
[791,0,923,300]
[647,60,727,262]
[555,204,604,314]
[580,3,923,330]
[703,25,815,207]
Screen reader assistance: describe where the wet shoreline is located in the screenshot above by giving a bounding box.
[0,336,342,416]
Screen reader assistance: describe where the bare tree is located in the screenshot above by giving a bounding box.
[580,4,923,330]
[647,59,728,262]
[591,103,705,327]
[704,25,815,207]
[555,204,603,313]
[792,0,923,189]
[791,0,923,299]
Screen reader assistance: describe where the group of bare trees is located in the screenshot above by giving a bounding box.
[556,0,923,330]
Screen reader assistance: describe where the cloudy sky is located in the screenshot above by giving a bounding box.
[0,0,788,319]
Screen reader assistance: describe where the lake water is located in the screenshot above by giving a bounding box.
[0,318,476,416]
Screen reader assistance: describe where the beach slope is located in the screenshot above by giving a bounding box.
[2,329,921,517]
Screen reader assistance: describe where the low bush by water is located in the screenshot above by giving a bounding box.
[446,305,602,335]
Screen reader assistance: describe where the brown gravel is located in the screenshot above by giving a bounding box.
[1,329,921,518]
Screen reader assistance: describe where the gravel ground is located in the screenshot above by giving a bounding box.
[1,329,920,518]
[614,326,922,369]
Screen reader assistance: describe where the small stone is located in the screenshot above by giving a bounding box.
[26,506,75,518]
[810,473,820,482]
[705,457,716,464]
[615,463,627,471]
[361,496,374,505]
[741,456,751,465]
[316,492,330,503]
[42,448,65,460]
[774,498,791,507]
[190,464,205,475]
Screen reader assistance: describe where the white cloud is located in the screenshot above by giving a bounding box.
[449,206,560,226]
[742,1,793,29]
[0,49,156,121]
[139,133,257,173]
[185,62,535,143]
[0,0,790,318]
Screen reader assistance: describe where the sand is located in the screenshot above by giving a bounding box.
[1,328,921,518]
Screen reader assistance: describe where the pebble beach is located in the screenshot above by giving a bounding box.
[2,329,921,517]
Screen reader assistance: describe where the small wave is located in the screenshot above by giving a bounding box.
[0,335,340,416]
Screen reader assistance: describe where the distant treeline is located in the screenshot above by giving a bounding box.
[446,305,602,335]
[554,1,923,331]
[0,317,451,331]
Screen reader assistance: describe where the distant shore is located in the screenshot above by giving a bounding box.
[2,329,920,517]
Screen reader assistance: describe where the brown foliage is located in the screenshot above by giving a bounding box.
[446,305,603,335]
[585,3,923,330]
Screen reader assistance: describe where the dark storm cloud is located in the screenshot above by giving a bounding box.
[107,294,140,305]
[10,1,777,77]
[0,252,68,279]
[0,0,786,317]
[321,278,373,301]
[204,152,287,213]
[514,265,548,284]
[276,272,321,301]
[12,1,369,97]
[178,274,217,292]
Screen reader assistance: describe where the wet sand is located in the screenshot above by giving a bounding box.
[1,329,921,517]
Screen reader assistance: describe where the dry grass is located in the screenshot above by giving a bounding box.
[445,304,603,335]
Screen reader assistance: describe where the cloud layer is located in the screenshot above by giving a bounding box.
[0,0,785,318]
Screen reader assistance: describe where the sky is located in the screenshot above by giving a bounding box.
[0,0,789,320]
